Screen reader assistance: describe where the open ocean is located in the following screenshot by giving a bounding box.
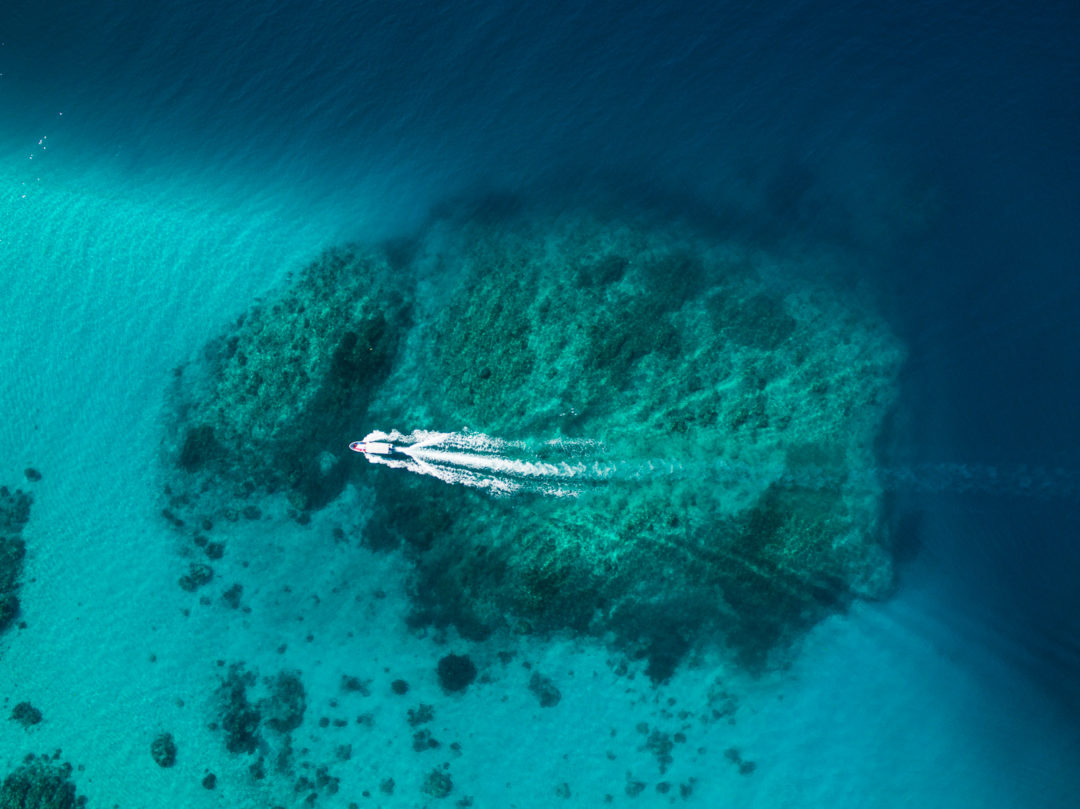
[1,1,1078,807]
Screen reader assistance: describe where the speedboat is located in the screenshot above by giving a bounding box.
[349,440,406,456]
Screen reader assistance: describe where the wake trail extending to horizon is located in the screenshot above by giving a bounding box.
[356,430,1080,500]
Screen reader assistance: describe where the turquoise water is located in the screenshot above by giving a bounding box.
[2,1,1078,807]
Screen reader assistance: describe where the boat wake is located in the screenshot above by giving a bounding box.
[352,430,1080,500]
[355,430,606,496]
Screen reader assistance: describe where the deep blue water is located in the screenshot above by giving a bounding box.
[2,0,1079,804]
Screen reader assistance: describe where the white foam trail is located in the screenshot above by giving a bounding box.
[356,430,1080,500]
[359,429,596,496]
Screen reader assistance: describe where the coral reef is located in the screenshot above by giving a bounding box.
[212,663,307,757]
[166,244,409,516]
[0,487,31,530]
[150,732,178,767]
[0,755,86,808]
[0,486,32,635]
[216,664,262,755]
[421,769,453,799]
[407,704,434,727]
[165,200,903,675]
[368,206,903,673]
[261,671,306,733]
[10,702,43,728]
[436,653,477,693]
[528,672,561,707]
[178,562,213,592]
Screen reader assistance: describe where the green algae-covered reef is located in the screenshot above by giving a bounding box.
[166,203,904,675]
[370,209,904,674]
[167,245,408,512]
[0,485,32,634]
[0,755,87,808]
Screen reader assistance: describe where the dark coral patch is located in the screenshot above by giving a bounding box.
[10,701,42,727]
[436,654,477,693]
[0,755,86,808]
[0,486,31,634]
[164,245,410,520]
[151,732,178,767]
[367,206,902,676]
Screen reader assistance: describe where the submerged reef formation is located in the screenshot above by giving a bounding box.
[150,732,178,768]
[0,485,32,634]
[213,663,306,756]
[207,662,352,800]
[370,207,903,673]
[0,755,86,808]
[10,702,43,728]
[166,201,903,674]
[165,245,408,516]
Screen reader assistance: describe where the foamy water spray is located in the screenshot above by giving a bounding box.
[353,430,605,496]
[351,430,1080,500]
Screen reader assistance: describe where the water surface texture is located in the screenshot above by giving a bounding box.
[1,1,1078,807]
